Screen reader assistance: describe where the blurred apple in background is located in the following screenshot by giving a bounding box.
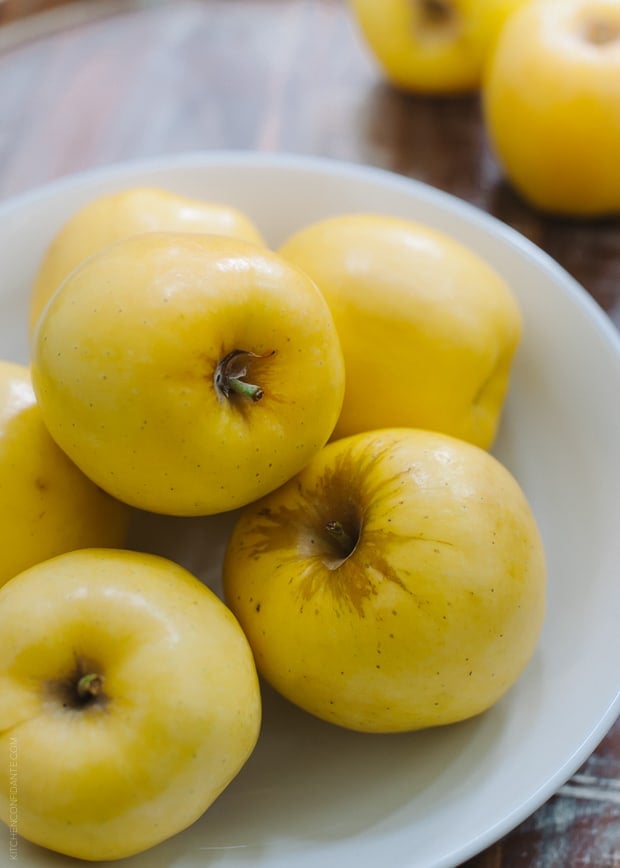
[347,0,529,94]
[482,0,620,217]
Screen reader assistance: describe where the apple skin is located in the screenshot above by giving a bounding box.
[223,428,546,734]
[31,232,345,516]
[0,548,262,861]
[347,0,529,94]
[279,213,522,449]
[29,186,265,336]
[482,0,620,216]
[0,360,130,588]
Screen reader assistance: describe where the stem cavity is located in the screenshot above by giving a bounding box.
[420,0,453,25]
[214,349,275,403]
[45,658,108,711]
[415,0,460,41]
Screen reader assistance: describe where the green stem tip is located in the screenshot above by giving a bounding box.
[76,672,104,700]
[214,348,275,403]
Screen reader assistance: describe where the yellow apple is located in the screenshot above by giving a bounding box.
[0,360,129,588]
[279,213,522,449]
[29,186,265,336]
[482,0,620,216]
[32,232,345,516]
[347,0,529,94]
[0,547,261,861]
[223,428,546,733]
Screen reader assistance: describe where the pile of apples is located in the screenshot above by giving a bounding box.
[0,187,546,861]
[348,0,620,217]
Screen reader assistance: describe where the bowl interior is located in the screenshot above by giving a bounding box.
[1,152,619,868]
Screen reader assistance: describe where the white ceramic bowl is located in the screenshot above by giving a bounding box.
[1,152,619,868]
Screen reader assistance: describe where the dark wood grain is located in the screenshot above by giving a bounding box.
[1,2,619,865]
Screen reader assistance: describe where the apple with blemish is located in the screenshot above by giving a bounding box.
[223,428,546,733]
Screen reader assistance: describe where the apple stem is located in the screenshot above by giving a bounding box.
[214,349,275,403]
[325,520,356,556]
[76,673,104,700]
[227,378,264,401]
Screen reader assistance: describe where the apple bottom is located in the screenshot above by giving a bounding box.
[223,428,546,734]
[0,549,261,861]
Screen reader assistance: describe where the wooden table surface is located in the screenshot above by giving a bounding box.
[0,1,619,866]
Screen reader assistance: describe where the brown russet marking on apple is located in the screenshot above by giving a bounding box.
[214,348,276,403]
[471,355,503,407]
[238,447,462,617]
